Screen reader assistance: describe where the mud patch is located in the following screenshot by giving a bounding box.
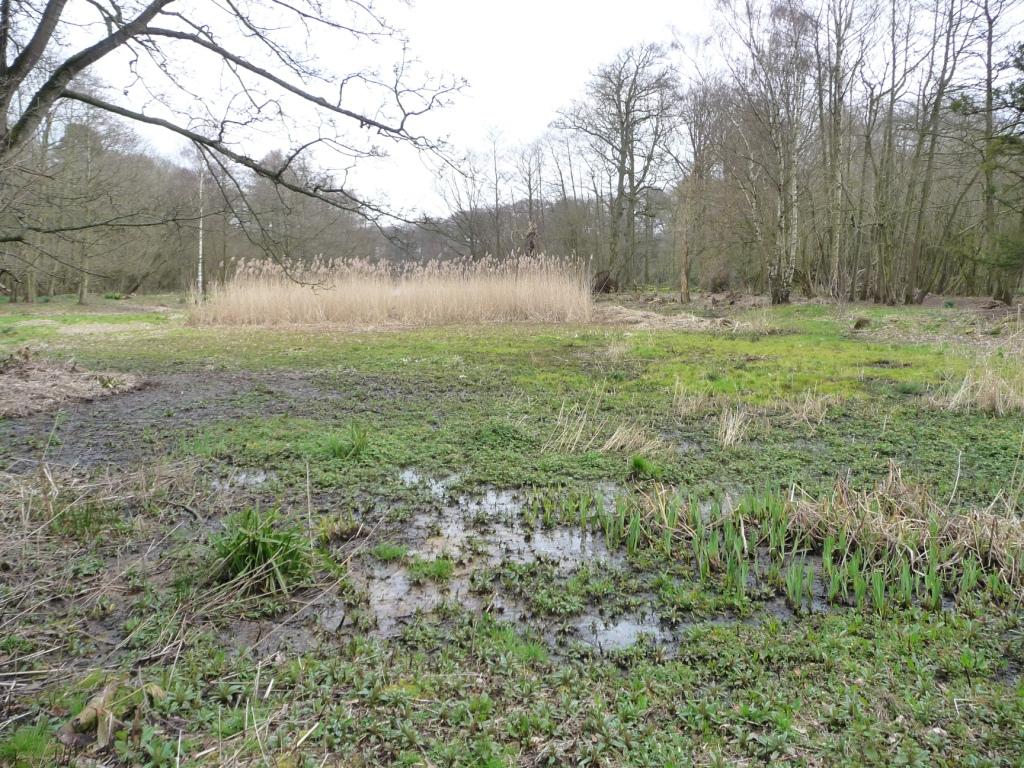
[0,350,142,418]
[595,304,742,331]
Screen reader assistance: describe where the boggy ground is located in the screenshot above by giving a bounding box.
[0,294,1023,766]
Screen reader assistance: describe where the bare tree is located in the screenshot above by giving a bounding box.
[0,0,457,254]
[720,0,817,304]
[555,43,680,285]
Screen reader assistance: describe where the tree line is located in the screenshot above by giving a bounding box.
[1,0,1022,305]
[424,0,1024,304]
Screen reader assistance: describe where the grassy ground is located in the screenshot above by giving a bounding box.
[1,295,1022,766]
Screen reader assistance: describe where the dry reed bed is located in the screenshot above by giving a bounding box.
[790,462,1024,587]
[932,361,1024,415]
[192,257,592,327]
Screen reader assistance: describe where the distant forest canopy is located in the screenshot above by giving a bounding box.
[1,0,1023,305]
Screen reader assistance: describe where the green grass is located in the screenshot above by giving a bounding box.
[324,422,370,460]
[370,542,408,562]
[408,556,456,583]
[0,721,53,767]
[4,297,1024,766]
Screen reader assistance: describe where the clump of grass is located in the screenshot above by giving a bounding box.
[791,461,1024,597]
[895,380,925,396]
[544,388,607,453]
[935,363,1024,415]
[211,507,311,595]
[370,542,407,562]
[672,378,718,418]
[781,391,838,426]
[191,255,592,326]
[627,454,663,481]
[50,500,119,539]
[408,555,455,584]
[0,721,53,766]
[325,423,369,460]
[318,511,360,543]
[784,560,814,614]
[717,407,750,448]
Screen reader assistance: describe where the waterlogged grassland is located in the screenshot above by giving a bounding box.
[1,299,1023,766]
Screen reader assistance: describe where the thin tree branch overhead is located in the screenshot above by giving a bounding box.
[0,0,457,226]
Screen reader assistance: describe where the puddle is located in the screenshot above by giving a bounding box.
[574,614,670,651]
[406,491,623,574]
[319,472,849,654]
[212,469,274,492]
[322,478,626,641]
[399,468,454,499]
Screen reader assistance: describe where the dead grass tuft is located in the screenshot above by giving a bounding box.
[595,304,741,331]
[791,461,1024,589]
[672,379,722,418]
[933,361,1024,415]
[779,391,839,426]
[717,407,751,448]
[192,256,591,327]
[544,390,608,453]
[601,423,665,454]
[544,388,663,455]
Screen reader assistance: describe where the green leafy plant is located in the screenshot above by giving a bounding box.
[870,569,887,615]
[0,721,53,767]
[784,560,813,613]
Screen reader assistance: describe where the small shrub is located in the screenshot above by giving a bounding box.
[104,292,124,300]
[211,507,311,594]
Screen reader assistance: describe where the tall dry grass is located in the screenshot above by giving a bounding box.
[192,256,592,326]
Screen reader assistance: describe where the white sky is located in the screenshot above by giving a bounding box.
[394,0,708,147]
[118,0,715,217]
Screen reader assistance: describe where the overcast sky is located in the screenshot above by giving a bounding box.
[122,0,714,217]
[374,0,714,213]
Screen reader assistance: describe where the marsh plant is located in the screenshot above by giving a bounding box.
[784,560,814,613]
[325,422,370,460]
[717,407,750,448]
[936,360,1024,415]
[192,255,592,326]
